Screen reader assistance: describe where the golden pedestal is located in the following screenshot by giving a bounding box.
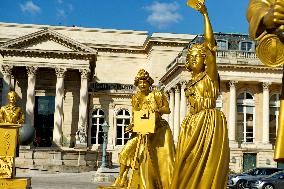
[0,178,31,189]
[0,123,31,189]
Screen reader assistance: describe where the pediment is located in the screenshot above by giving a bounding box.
[0,29,96,53]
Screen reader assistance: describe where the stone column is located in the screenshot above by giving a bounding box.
[1,65,13,105]
[174,85,180,142]
[53,68,66,146]
[180,82,187,123]
[162,92,170,121]
[229,81,238,142]
[169,88,175,132]
[76,69,90,146]
[108,103,115,149]
[25,66,38,127]
[262,82,271,144]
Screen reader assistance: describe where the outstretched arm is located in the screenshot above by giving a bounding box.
[196,2,218,82]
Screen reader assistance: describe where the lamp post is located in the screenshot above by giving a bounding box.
[100,121,109,168]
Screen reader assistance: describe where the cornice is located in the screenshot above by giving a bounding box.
[0,29,96,53]
[94,40,189,54]
[160,62,283,84]
[218,64,283,71]
[0,48,96,60]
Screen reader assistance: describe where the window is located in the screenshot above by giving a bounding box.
[240,41,254,51]
[91,109,105,144]
[237,92,255,143]
[116,109,131,145]
[217,40,228,50]
[269,93,280,144]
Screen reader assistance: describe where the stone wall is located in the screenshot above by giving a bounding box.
[16,148,112,173]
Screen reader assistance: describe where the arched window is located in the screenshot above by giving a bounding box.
[237,92,255,143]
[116,109,131,145]
[217,39,228,50]
[239,41,254,51]
[91,109,105,144]
[269,93,280,144]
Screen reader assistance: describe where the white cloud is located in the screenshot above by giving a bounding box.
[57,9,67,19]
[145,1,182,29]
[68,4,74,12]
[20,1,41,14]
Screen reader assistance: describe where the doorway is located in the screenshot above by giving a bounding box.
[243,153,257,171]
[34,96,55,147]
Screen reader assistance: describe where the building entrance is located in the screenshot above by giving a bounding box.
[34,96,55,147]
[243,153,257,171]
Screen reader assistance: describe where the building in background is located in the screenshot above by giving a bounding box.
[0,23,281,172]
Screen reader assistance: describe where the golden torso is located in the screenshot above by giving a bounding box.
[0,105,24,124]
[185,72,218,114]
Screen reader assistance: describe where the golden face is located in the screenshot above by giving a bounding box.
[186,49,206,73]
[137,79,150,93]
[7,92,17,104]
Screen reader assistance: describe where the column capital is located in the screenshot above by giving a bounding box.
[1,65,13,76]
[229,80,238,88]
[175,85,180,93]
[55,67,67,78]
[262,82,271,91]
[109,103,115,109]
[79,69,90,79]
[180,81,187,89]
[26,66,38,76]
[169,88,175,95]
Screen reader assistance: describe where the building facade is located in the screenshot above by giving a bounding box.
[0,23,281,173]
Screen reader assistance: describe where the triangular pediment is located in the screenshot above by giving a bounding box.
[0,29,96,53]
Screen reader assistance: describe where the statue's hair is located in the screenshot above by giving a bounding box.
[187,43,208,55]
[134,69,154,86]
[7,91,17,97]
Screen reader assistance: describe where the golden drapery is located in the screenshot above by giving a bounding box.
[118,90,175,189]
[170,72,229,189]
[247,0,284,162]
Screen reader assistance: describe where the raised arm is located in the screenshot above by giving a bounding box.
[196,2,218,82]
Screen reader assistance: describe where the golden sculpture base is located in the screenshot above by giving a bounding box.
[0,177,31,189]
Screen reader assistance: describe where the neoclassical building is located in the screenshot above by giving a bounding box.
[0,22,281,173]
[0,22,194,172]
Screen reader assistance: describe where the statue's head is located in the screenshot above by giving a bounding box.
[134,69,154,93]
[7,91,17,105]
[185,43,207,73]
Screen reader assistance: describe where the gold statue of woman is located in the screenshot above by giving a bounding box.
[170,2,229,189]
[247,0,284,162]
[111,69,175,189]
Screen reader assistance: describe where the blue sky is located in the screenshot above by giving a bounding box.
[0,0,249,35]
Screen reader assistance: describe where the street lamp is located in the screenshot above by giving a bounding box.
[100,121,109,168]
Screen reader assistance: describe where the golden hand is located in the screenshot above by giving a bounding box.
[263,0,284,30]
[125,123,134,133]
[195,1,207,15]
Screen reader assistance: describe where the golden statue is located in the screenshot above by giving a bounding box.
[111,69,175,189]
[170,2,229,189]
[0,91,30,188]
[0,91,24,124]
[247,0,284,162]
